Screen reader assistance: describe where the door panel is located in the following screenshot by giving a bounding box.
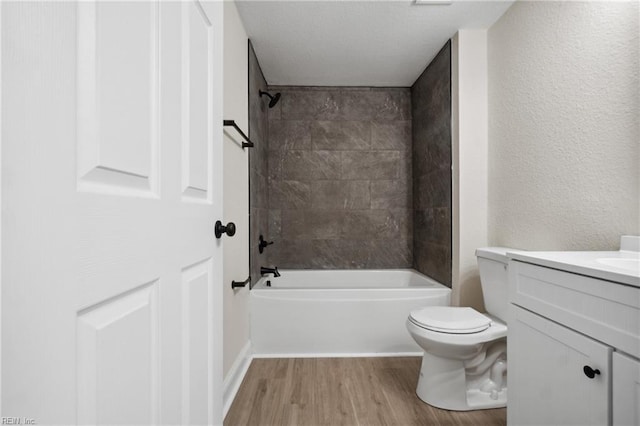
[2,1,223,424]
[77,1,160,197]
[182,1,212,202]
[181,258,213,426]
[77,282,159,425]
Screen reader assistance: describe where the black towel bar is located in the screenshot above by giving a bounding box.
[231,276,251,289]
[223,120,254,149]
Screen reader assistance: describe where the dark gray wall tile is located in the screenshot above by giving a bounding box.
[413,241,451,286]
[340,90,375,121]
[269,209,281,238]
[368,239,413,268]
[250,173,268,210]
[413,120,451,172]
[248,41,270,283]
[344,89,410,121]
[342,209,410,240]
[414,207,451,246]
[253,58,451,278]
[396,208,414,240]
[269,180,311,209]
[371,180,411,209]
[412,41,452,287]
[268,239,313,268]
[265,86,413,270]
[414,170,451,210]
[249,142,268,176]
[371,121,412,150]
[311,121,371,150]
[269,120,311,150]
[267,150,284,181]
[281,209,343,240]
[311,180,370,210]
[342,151,400,180]
[370,89,411,121]
[399,149,412,186]
[280,90,342,120]
[310,239,370,269]
[281,150,342,180]
[309,238,412,269]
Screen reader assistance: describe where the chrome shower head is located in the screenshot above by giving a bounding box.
[259,90,281,108]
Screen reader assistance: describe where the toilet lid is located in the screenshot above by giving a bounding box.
[409,307,492,334]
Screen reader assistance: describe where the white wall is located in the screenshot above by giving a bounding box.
[222,1,250,379]
[488,1,639,251]
[451,30,489,310]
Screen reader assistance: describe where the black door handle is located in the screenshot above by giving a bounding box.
[215,220,236,238]
[583,365,601,379]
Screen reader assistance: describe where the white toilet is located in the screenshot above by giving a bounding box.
[406,247,513,411]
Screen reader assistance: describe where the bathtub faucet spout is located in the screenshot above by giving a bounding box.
[260,266,280,277]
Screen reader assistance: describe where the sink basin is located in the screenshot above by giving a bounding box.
[596,257,640,273]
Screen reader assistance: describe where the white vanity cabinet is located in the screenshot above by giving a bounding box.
[508,257,640,426]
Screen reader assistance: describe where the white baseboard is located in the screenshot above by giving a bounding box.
[252,351,423,359]
[223,341,253,418]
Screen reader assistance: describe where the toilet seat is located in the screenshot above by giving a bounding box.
[409,307,492,334]
[406,314,507,347]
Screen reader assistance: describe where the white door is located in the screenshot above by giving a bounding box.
[1,1,223,424]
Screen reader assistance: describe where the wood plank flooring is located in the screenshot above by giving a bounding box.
[224,357,506,426]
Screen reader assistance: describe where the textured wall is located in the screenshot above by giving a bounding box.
[266,87,413,269]
[248,41,270,283]
[488,1,639,251]
[412,42,452,287]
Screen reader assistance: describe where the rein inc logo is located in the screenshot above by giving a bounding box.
[2,418,35,425]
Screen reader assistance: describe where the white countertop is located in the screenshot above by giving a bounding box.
[508,250,640,288]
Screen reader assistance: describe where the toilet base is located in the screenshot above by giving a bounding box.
[415,351,507,411]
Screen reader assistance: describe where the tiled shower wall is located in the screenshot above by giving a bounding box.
[248,42,269,283]
[266,87,413,269]
[411,41,452,287]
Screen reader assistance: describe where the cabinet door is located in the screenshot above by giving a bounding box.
[508,306,611,426]
[613,352,640,426]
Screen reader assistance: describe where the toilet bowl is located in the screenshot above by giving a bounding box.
[406,247,515,411]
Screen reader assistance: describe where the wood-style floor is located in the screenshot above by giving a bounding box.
[225,357,506,426]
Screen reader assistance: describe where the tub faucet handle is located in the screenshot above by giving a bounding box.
[258,235,274,254]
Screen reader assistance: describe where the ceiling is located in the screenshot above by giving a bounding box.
[235,0,514,87]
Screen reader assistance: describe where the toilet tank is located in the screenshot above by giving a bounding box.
[475,247,515,322]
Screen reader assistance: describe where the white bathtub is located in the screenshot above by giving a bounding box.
[250,269,451,357]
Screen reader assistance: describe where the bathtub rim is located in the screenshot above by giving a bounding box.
[251,268,451,291]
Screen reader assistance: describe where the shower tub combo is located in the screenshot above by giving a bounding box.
[250,269,451,357]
